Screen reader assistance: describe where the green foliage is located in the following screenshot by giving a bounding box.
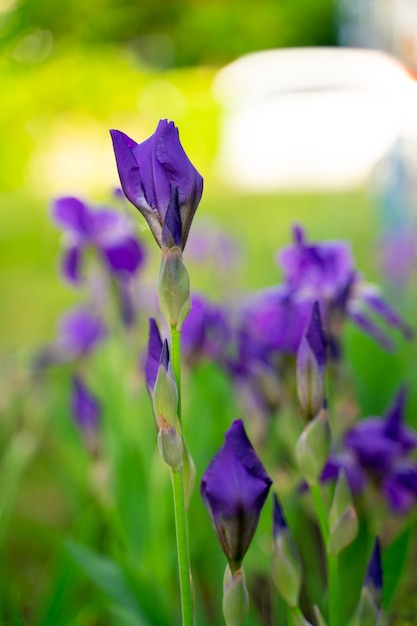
[1,0,336,67]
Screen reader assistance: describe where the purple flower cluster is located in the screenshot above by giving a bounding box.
[323,388,417,513]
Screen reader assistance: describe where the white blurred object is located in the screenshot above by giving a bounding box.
[212,47,417,191]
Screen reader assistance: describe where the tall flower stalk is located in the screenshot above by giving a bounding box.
[112,119,202,626]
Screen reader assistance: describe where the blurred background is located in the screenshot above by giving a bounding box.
[2,0,417,349]
[2,0,417,624]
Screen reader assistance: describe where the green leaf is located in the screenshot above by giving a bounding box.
[382,523,413,610]
[66,540,170,626]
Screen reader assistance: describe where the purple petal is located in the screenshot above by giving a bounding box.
[383,464,417,513]
[155,120,203,248]
[52,196,92,236]
[162,187,182,248]
[364,538,383,598]
[272,493,287,536]
[347,308,395,351]
[200,419,272,567]
[72,375,101,431]
[102,237,145,277]
[110,129,163,245]
[145,318,163,392]
[360,288,414,340]
[321,452,367,494]
[61,244,83,283]
[302,301,328,370]
[56,308,106,359]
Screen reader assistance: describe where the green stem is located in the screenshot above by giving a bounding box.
[327,551,339,626]
[309,483,340,626]
[309,483,329,541]
[172,469,194,626]
[170,326,182,421]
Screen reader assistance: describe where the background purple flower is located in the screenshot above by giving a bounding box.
[181,294,231,364]
[200,419,272,571]
[52,196,145,283]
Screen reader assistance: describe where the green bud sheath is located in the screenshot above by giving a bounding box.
[153,364,178,428]
[328,470,358,555]
[158,419,183,472]
[353,588,380,626]
[157,246,191,330]
[271,530,303,607]
[295,411,331,485]
[223,565,249,626]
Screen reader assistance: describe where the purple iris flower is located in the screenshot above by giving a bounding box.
[237,285,314,357]
[344,387,417,473]
[52,196,145,283]
[181,294,231,364]
[322,388,417,513]
[278,225,355,302]
[72,374,101,432]
[200,419,272,572]
[110,120,203,250]
[277,225,413,351]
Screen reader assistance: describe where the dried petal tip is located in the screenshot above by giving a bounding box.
[200,420,272,571]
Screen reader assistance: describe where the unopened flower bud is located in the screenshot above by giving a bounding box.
[223,565,249,626]
[353,537,387,626]
[157,246,191,329]
[328,470,358,555]
[271,494,302,607]
[295,410,331,485]
[297,302,328,421]
[157,418,183,471]
[152,341,178,428]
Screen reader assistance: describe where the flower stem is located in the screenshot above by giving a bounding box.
[170,324,193,625]
[309,483,340,626]
[327,551,339,626]
[170,325,182,421]
[172,468,194,626]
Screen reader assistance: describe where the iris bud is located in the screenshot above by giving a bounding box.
[157,246,191,330]
[297,302,328,422]
[152,345,178,428]
[222,565,249,626]
[295,410,331,485]
[328,470,358,555]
